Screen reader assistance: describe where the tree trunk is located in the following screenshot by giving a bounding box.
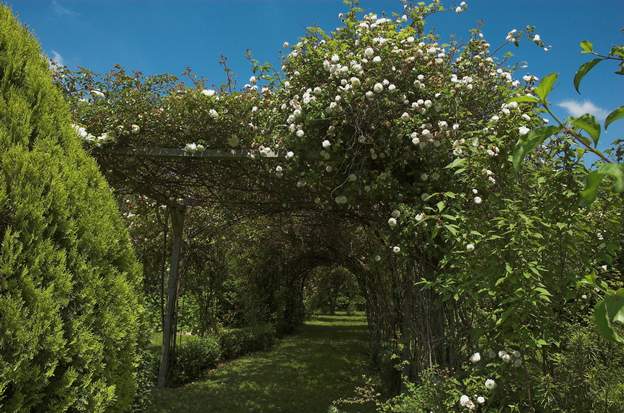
[157,205,186,388]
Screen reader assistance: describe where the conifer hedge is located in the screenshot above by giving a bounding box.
[0,6,143,412]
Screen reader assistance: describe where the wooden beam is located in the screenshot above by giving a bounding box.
[95,147,278,159]
[157,205,186,388]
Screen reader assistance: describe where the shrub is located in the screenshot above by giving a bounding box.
[131,348,159,412]
[0,5,142,412]
[377,369,461,413]
[219,324,276,360]
[535,325,624,412]
[377,323,624,412]
[171,336,221,385]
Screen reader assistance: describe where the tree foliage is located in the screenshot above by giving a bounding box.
[0,6,143,412]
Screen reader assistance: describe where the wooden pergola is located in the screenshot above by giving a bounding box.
[92,145,323,387]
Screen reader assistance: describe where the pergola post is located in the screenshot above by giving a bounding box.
[157,204,186,388]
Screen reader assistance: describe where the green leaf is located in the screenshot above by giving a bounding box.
[535,287,552,302]
[594,289,624,343]
[507,95,540,104]
[444,224,459,236]
[574,58,602,93]
[534,338,548,348]
[534,72,558,101]
[571,114,601,146]
[611,45,624,58]
[600,163,624,192]
[581,170,605,205]
[579,40,593,54]
[581,163,624,205]
[444,158,466,169]
[605,106,624,130]
[534,287,552,297]
[512,126,561,172]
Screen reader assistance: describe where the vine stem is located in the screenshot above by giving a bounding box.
[543,104,613,164]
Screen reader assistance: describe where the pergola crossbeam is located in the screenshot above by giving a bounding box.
[95,146,279,159]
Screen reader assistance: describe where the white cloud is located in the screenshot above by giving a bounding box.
[50,50,64,66]
[557,99,608,120]
[51,0,78,17]
[47,50,64,71]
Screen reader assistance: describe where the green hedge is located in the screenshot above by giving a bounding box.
[219,324,276,360]
[167,324,276,386]
[171,336,221,385]
[0,5,142,412]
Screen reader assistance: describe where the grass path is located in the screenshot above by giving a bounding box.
[149,313,376,413]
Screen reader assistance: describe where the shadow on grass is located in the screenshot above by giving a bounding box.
[149,314,377,413]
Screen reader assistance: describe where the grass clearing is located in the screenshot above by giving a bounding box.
[149,313,376,413]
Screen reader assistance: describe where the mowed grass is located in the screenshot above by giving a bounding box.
[149,313,376,413]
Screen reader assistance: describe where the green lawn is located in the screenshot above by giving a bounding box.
[149,313,377,413]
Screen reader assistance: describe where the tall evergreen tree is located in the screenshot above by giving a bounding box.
[0,5,143,412]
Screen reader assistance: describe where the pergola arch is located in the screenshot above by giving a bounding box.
[91,145,353,387]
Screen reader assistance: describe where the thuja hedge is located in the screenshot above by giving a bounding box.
[0,6,143,412]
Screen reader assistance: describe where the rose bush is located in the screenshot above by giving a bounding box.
[55,1,623,410]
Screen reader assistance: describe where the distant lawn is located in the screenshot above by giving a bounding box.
[149,313,376,413]
[149,331,195,352]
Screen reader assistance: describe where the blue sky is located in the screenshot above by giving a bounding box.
[6,0,624,148]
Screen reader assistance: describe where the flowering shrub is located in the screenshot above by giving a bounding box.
[54,0,624,410]
[58,66,277,154]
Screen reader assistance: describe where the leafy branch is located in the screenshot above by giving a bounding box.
[510,38,624,344]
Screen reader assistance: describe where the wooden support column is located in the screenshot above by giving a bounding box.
[157,205,186,388]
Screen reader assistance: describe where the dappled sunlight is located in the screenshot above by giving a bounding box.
[150,314,375,413]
